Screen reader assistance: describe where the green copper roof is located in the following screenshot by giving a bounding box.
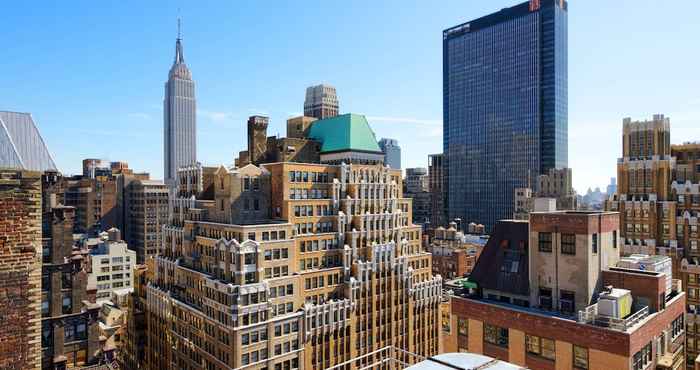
[308,113,382,154]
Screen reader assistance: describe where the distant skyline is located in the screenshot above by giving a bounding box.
[1,1,699,192]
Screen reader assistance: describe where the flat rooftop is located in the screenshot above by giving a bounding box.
[405,353,524,370]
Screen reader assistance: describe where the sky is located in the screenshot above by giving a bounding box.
[1,0,699,193]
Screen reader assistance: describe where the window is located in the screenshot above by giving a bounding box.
[526,334,556,359]
[632,342,652,370]
[672,314,684,339]
[62,294,72,314]
[539,288,552,310]
[591,234,598,254]
[538,233,552,252]
[484,324,508,347]
[612,230,617,249]
[560,290,575,314]
[561,234,576,255]
[573,345,588,369]
[458,318,468,336]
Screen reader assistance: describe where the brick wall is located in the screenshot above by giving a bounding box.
[0,170,42,370]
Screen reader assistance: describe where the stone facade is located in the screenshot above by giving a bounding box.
[605,116,700,367]
[0,169,43,370]
[144,161,441,369]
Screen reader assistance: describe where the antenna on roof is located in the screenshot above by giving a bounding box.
[177,8,182,40]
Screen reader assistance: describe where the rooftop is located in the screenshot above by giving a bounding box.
[405,353,524,370]
[308,113,382,154]
[0,110,58,172]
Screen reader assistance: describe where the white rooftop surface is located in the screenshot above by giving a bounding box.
[599,287,631,299]
[405,353,526,370]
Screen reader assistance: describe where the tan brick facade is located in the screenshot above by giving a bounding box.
[144,162,441,370]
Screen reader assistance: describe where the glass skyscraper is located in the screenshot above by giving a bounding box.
[443,0,567,231]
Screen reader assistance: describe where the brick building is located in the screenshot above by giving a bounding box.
[444,211,686,370]
[40,171,103,369]
[0,169,43,369]
[428,222,487,280]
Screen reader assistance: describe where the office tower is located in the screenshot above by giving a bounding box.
[304,84,339,119]
[125,179,169,263]
[0,169,43,369]
[378,138,402,169]
[405,167,430,227]
[163,22,197,185]
[428,153,446,227]
[605,115,700,367]
[0,110,58,172]
[444,212,685,369]
[443,0,568,231]
[145,114,441,369]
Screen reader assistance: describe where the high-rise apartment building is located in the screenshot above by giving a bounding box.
[444,212,686,370]
[428,153,446,228]
[145,150,441,368]
[304,84,339,119]
[125,179,169,263]
[606,115,700,367]
[378,138,401,169]
[443,0,568,231]
[164,24,197,185]
[0,169,43,369]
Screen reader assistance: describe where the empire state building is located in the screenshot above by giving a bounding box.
[164,22,196,185]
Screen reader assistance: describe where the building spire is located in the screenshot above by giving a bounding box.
[174,16,185,65]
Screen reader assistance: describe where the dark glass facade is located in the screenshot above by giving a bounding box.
[443,0,567,231]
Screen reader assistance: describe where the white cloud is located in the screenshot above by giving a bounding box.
[366,116,441,126]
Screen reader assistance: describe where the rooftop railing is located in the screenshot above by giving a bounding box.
[577,304,650,332]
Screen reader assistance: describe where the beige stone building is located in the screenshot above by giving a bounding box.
[144,160,441,370]
[606,115,700,367]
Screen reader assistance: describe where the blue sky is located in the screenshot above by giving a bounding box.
[2,1,699,192]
